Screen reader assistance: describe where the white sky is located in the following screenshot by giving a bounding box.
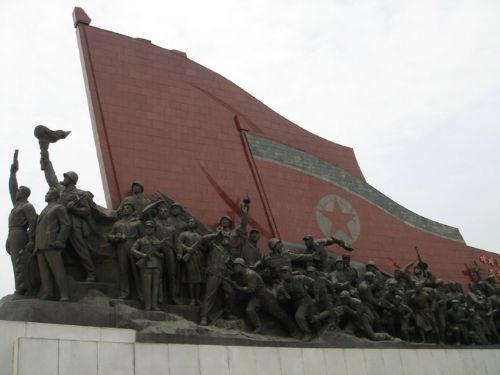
[1,0,499,297]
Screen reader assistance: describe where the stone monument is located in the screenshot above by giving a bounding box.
[1,7,500,375]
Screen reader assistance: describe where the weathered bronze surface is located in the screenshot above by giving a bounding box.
[2,125,500,347]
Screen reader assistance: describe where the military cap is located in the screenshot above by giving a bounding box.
[233,258,246,266]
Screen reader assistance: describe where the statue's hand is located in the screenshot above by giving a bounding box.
[24,241,35,253]
[51,240,64,250]
[10,162,19,174]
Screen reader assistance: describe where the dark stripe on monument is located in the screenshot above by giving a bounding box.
[246,133,464,243]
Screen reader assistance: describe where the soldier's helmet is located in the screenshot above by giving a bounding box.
[119,201,136,213]
[171,202,183,210]
[339,290,350,299]
[233,258,246,266]
[386,278,397,287]
[364,271,375,280]
[302,235,314,241]
[218,215,233,226]
[306,266,316,272]
[131,180,144,192]
[279,265,290,273]
[268,238,282,249]
[63,171,79,184]
[144,220,156,228]
[450,299,460,305]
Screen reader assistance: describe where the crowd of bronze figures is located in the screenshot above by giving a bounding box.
[6,126,500,345]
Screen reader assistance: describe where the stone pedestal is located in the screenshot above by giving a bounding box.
[2,320,500,375]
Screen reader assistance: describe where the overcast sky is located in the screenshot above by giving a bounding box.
[1,0,499,297]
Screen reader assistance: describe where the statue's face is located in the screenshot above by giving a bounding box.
[280,270,291,281]
[275,241,284,252]
[45,188,59,202]
[16,186,30,201]
[335,262,344,271]
[170,206,181,216]
[145,226,155,235]
[132,184,142,194]
[342,256,350,266]
[220,217,231,228]
[188,219,197,230]
[364,272,374,283]
[249,231,260,242]
[233,264,243,273]
[340,296,350,305]
[121,205,133,216]
[158,207,169,219]
[61,175,72,186]
[304,238,314,247]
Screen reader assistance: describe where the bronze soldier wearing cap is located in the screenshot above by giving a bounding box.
[216,196,250,260]
[302,234,353,272]
[261,238,315,286]
[40,149,97,281]
[107,202,142,299]
[277,266,315,338]
[176,218,205,305]
[130,220,164,310]
[154,203,182,304]
[119,181,150,218]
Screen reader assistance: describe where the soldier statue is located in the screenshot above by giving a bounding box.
[35,188,71,301]
[302,234,352,272]
[215,196,250,260]
[40,148,96,281]
[276,266,315,338]
[7,150,37,295]
[154,203,181,304]
[130,221,164,310]
[107,202,142,299]
[119,181,150,218]
[176,218,205,305]
[240,229,262,267]
[228,258,297,336]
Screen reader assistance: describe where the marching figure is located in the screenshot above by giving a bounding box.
[130,221,164,310]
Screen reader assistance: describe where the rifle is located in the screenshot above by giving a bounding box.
[414,246,428,272]
[387,257,401,270]
[182,239,203,262]
[331,236,354,251]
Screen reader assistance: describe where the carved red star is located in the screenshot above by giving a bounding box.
[319,199,355,239]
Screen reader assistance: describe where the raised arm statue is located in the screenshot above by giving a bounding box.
[7,150,37,295]
[36,125,97,282]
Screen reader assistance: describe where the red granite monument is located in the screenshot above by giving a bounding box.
[74,7,496,288]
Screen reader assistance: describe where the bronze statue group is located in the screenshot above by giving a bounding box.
[6,127,500,345]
